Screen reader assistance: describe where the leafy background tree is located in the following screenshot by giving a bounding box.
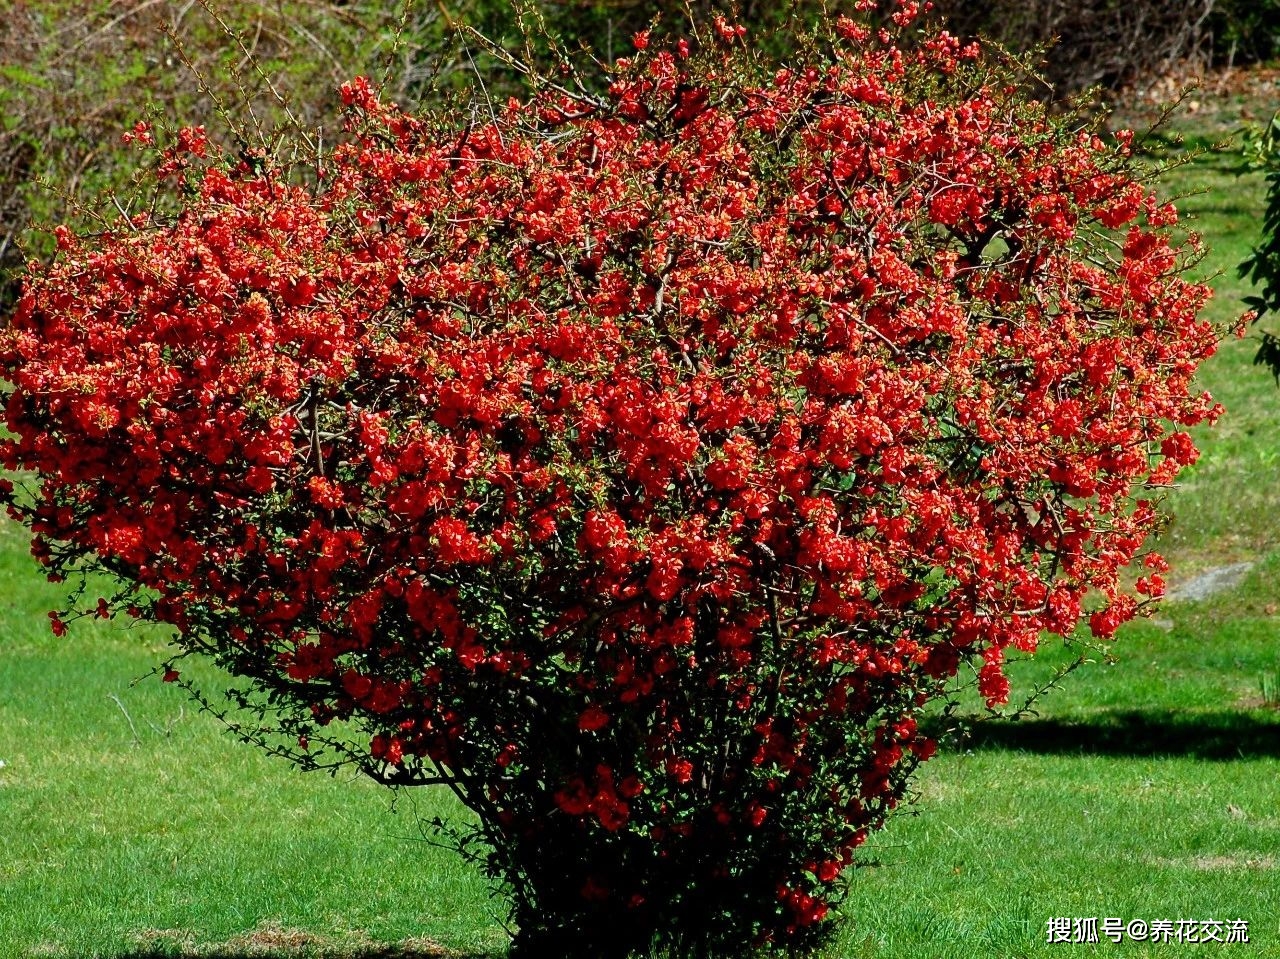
[1239,113,1280,381]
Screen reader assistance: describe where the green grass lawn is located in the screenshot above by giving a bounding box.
[3,113,1280,959]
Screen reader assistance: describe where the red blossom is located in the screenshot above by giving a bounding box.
[578,705,610,732]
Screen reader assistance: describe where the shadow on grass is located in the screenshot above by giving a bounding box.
[927,709,1280,761]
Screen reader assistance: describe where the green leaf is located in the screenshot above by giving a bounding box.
[0,65,50,89]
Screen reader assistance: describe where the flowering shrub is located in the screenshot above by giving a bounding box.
[1,6,1221,956]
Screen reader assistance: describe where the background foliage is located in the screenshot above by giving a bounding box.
[6,0,1280,308]
[0,0,452,308]
[931,0,1280,96]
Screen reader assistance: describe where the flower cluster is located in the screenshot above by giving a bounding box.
[1,8,1221,956]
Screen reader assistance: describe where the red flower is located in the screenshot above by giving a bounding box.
[554,778,591,816]
[667,758,694,784]
[578,705,610,732]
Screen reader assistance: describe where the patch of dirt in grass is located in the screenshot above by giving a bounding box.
[128,922,467,958]
[906,769,954,805]
[224,924,329,952]
[1110,62,1280,137]
[1150,854,1276,871]
[134,928,197,952]
[1234,694,1280,711]
[1190,854,1276,871]
[1164,561,1257,602]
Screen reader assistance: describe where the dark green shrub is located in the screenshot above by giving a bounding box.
[1240,113,1280,380]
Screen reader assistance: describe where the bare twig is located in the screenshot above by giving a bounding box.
[108,693,143,748]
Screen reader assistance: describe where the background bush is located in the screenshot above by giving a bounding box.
[1239,113,1280,381]
[932,0,1280,99]
[0,0,454,309]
